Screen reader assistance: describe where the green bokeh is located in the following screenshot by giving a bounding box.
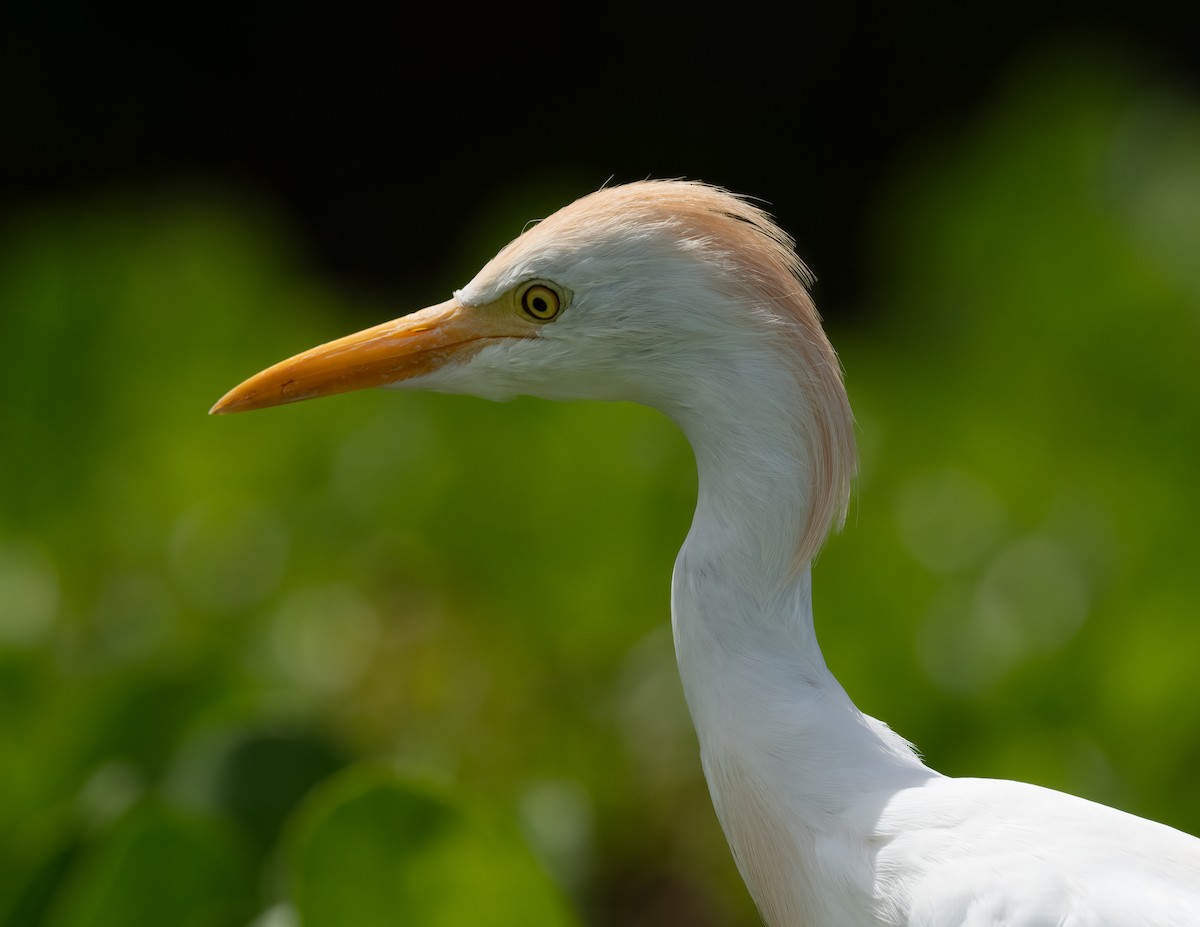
[1,49,1198,926]
[288,769,576,927]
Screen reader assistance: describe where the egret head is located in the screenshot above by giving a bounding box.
[212,180,856,563]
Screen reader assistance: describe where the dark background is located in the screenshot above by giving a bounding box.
[5,2,1198,316]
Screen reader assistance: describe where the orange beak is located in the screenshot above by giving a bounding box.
[210,298,534,415]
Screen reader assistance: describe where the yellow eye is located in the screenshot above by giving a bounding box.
[520,283,561,321]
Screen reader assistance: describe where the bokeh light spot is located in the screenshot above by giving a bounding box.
[169,501,289,613]
[894,467,1010,573]
[0,540,60,646]
[270,583,381,692]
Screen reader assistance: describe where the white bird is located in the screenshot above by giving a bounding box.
[213,181,1200,925]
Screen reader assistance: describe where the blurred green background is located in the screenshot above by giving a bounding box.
[2,9,1200,927]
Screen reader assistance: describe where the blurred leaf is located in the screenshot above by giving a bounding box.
[287,767,577,927]
[1,838,81,927]
[44,803,255,927]
[212,730,348,850]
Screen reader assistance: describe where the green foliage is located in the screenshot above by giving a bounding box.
[288,769,576,927]
[821,52,1200,828]
[43,804,255,927]
[0,48,1198,926]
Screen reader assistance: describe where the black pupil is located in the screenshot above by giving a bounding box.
[532,296,548,314]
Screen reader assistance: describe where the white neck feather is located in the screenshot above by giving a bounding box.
[666,355,934,926]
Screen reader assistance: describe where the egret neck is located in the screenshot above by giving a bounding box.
[666,355,935,924]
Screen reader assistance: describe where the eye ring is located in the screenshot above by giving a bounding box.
[520,283,562,321]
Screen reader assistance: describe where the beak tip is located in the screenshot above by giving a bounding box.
[209,389,247,416]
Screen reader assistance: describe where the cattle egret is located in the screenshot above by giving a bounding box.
[213,181,1200,925]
